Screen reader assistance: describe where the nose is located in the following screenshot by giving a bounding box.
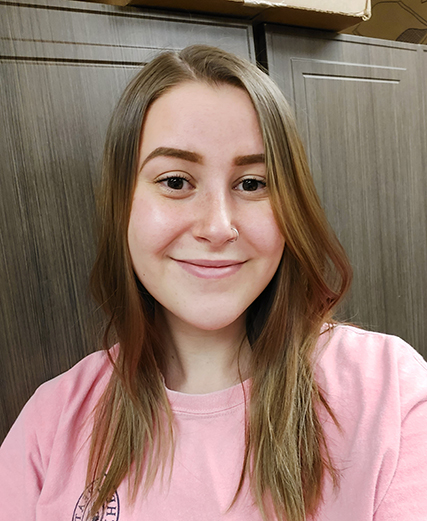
[193,190,236,246]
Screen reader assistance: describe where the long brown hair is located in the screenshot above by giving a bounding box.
[88,45,352,520]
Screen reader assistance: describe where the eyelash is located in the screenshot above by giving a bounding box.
[156,174,192,191]
[156,175,267,192]
[237,178,267,192]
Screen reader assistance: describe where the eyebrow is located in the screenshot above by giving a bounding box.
[140,147,203,170]
[140,147,265,170]
[234,153,265,166]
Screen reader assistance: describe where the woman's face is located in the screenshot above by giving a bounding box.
[128,81,285,333]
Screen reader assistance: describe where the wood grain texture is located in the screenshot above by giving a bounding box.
[264,26,427,355]
[0,0,254,441]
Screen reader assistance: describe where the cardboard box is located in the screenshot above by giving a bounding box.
[93,0,371,31]
[342,0,427,44]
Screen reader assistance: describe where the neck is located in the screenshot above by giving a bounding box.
[160,310,251,394]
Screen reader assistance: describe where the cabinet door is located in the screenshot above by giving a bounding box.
[263,26,427,354]
[0,0,255,440]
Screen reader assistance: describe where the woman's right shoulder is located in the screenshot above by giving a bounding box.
[1,346,117,455]
[0,347,118,519]
[31,346,118,418]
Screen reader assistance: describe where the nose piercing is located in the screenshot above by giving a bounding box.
[229,226,239,243]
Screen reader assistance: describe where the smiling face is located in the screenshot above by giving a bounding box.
[128,81,285,334]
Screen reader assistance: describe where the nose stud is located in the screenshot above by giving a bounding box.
[229,226,239,243]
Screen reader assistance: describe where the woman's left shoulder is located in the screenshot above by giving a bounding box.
[316,324,427,409]
[317,323,427,370]
[315,325,427,519]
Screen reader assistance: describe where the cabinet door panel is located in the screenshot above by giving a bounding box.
[0,0,254,440]
[264,26,427,354]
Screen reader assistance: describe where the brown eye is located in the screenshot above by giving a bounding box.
[156,174,193,194]
[167,177,185,190]
[241,179,264,191]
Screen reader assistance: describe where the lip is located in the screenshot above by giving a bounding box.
[173,259,245,279]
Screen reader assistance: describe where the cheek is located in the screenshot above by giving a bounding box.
[128,197,181,255]
[245,207,285,256]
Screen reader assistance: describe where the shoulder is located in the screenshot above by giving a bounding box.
[0,348,116,516]
[31,347,116,435]
[315,324,427,417]
[39,347,114,393]
[316,323,427,373]
[315,325,427,517]
[31,347,115,412]
[2,348,115,464]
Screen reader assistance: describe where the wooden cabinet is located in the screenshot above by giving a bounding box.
[0,0,254,440]
[263,25,427,354]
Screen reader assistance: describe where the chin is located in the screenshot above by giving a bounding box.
[169,308,247,333]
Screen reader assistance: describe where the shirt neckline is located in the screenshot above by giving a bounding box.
[165,378,251,415]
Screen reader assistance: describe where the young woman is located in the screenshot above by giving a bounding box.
[1,45,426,521]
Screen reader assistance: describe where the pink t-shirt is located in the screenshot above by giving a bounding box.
[1,325,427,520]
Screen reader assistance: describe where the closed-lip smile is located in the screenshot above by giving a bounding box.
[172,258,245,279]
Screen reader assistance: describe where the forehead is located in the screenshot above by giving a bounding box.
[139,81,264,161]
